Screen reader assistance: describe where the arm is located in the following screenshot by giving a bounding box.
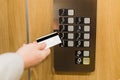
[0,53,24,80]
[0,42,50,80]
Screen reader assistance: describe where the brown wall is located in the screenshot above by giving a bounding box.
[0,0,28,79]
[0,0,120,80]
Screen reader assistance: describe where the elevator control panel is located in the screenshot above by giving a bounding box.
[54,0,97,72]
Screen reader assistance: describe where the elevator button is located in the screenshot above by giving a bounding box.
[83,51,90,56]
[84,33,90,39]
[68,25,74,31]
[84,41,90,47]
[84,18,90,24]
[68,9,74,16]
[68,17,74,24]
[68,33,74,39]
[59,9,74,16]
[84,25,90,32]
[68,41,74,47]
[83,58,90,65]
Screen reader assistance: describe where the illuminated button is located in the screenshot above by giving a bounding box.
[84,33,90,39]
[83,51,90,56]
[84,25,90,32]
[68,25,74,31]
[68,41,74,47]
[84,18,90,24]
[83,58,90,65]
[84,41,90,47]
[68,17,74,24]
[68,9,74,16]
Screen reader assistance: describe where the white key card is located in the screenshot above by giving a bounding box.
[36,32,61,49]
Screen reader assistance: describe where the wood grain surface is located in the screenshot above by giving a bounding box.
[0,0,28,80]
[28,0,53,80]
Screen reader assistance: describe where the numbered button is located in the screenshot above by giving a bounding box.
[59,25,74,32]
[59,17,74,24]
[61,41,74,47]
[59,33,74,39]
[59,9,74,16]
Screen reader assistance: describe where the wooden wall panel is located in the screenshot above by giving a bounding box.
[0,0,28,80]
[29,0,120,80]
[0,0,9,53]
[28,0,53,80]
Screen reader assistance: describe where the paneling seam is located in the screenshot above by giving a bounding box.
[25,0,31,80]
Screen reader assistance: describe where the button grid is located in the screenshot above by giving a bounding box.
[58,9,91,65]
